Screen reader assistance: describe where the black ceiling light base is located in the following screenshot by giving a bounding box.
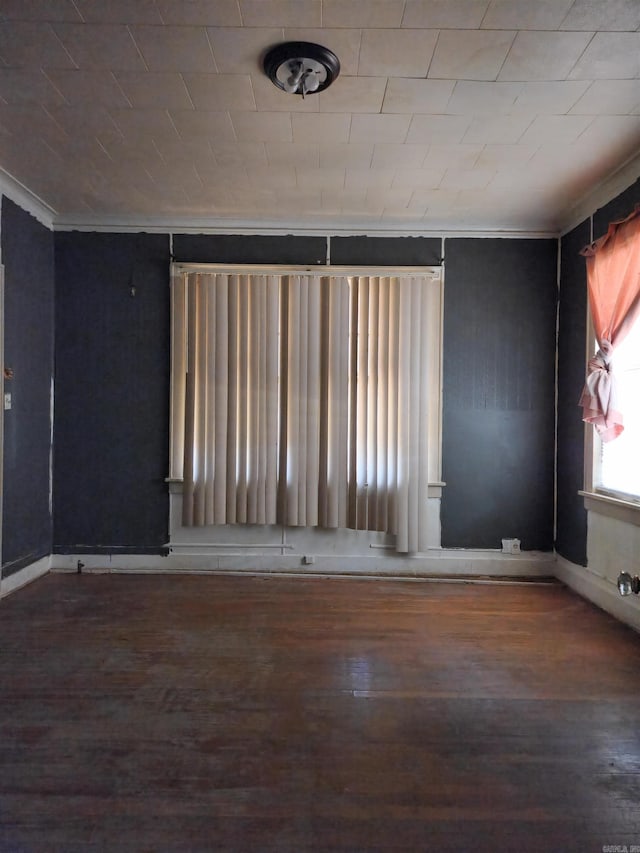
[263,41,340,97]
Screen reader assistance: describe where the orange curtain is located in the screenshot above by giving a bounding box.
[579,207,640,442]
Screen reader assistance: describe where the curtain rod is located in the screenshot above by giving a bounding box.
[171,262,443,278]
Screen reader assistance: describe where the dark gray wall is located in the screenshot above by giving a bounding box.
[441,238,558,551]
[1,197,54,576]
[593,177,640,237]
[52,231,558,554]
[53,232,170,554]
[556,220,589,566]
[331,236,441,266]
[172,234,326,265]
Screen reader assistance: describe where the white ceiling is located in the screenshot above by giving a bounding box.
[0,0,639,233]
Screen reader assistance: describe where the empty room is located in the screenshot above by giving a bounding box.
[1,1,640,850]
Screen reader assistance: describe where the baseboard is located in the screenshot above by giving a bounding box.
[555,555,640,633]
[50,549,555,578]
[1,555,51,598]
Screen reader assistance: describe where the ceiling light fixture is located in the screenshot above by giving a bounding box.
[263,41,340,98]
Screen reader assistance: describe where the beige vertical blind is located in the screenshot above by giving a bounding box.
[171,266,442,552]
[179,272,280,526]
[349,275,437,553]
[280,274,350,528]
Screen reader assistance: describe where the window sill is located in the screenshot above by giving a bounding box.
[580,490,640,527]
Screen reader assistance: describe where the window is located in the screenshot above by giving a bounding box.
[592,313,640,502]
[169,264,443,553]
[580,207,640,516]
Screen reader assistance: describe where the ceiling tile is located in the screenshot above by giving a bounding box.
[156,0,242,26]
[383,203,429,219]
[183,73,255,111]
[481,0,574,30]
[382,79,455,114]
[428,30,515,81]
[131,25,216,72]
[563,130,640,181]
[72,0,163,24]
[511,81,590,115]
[569,80,640,115]
[46,69,131,107]
[47,134,115,172]
[422,144,482,169]
[0,21,76,68]
[115,72,193,109]
[568,33,640,80]
[318,77,386,113]
[475,143,537,168]
[240,1,321,27]
[445,81,521,115]
[53,23,146,70]
[211,142,276,168]
[211,141,268,167]
[244,165,296,189]
[276,186,321,208]
[207,27,284,74]
[367,187,413,207]
[316,190,362,215]
[265,141,319,168]
[284,28,362,77]
[0,68,65,104]
[498,31,594,82]
[392,169,444,189]
[297,167,345,190]
[48,103,120,137]
[402,0,490,28]
[409,187,460,212]
[359,29,438,77]
[152,135,214,160]
[145,161,204,193]
[160,144,217,173]
[350,114,411,143]
[462,114,532,144]
[344,168,395,189]
[232,110,293,142]
[559,0,640,31]
[293,112,351,142]
[109,107,182,143]
[406,115,470,144]
[440,167,495,190]
[171,109,237,140]
[320,143,374,169]
[371,143,430,169]
[0,1,82,22]
[322,0,405,28]
[250,74,319,111]
[518,114,594,146]
[194,166,251,190]
[571,114,640,158]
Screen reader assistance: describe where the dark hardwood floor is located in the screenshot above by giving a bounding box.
[1,572,639,852]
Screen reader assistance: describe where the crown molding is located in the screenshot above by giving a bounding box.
[52,214,556,240]
[0,168,56,231]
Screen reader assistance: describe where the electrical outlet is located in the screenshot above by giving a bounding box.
[302,555,315,565]
[4,392,11,410]
[501,538,521,555]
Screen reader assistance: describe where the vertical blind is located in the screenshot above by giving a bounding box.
[170,266,442,553]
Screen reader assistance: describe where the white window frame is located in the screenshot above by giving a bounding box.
[168,262,445,500]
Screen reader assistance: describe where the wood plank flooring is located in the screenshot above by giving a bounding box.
[1,573,639,852]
